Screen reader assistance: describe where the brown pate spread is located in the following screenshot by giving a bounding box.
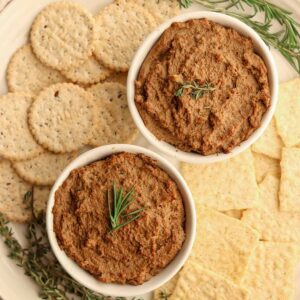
[135,19,271,155]
[53,152,185,285]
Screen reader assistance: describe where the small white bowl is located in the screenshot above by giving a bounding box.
[46,144,196,298]
[127,11,278,164]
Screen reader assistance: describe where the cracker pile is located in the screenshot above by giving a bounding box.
[155,77,300,299]
[1,0,181,223]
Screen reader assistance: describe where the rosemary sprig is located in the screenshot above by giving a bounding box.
[178,0,300,73]
[175,81,215,100]
[108,183,145,232]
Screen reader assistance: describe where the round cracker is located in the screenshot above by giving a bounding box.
[6,44,66,94]
[0,160,33,223]
[93,1,156,72]
[0,93,44,161]
[33,185,51,219]
[30,1,95,71]
[28,83,95,153]
[119,0,180,23]
[87,82,138,146]
[13,151,77,186]
[61,55,111,85]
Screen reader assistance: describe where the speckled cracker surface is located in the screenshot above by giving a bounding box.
[93,1,156,71]
[33,186,51,219]
[30,1,95,71]
[252,118,283,159]
[0,93,43,161]
[120,0,180,23]
[279,147,300,212]
[275,78,300,147]
[170,262,249,300]
[13,151,77,186]
[6,44,66,94]
[180,150,259,210]
[28,83,94,153]
[252,152,280,183]
[153,273,180,300]
[243,242,300,300]
[0,160,33,223]
[61,56,111,85]
[191,208,259,283]
[242,175,300,242]
[87,82,138,146]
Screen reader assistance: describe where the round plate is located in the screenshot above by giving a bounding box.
[0,0,299,299]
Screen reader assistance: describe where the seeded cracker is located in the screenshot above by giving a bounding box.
[93,1,156,71]
[6,44,66,94]
[30,1,95,71]
[275,78,300,147]
[13,151,77,186]
[0,160,33,223]
[180,149,259,210]
[252,151,280,183]
[191,208,259,283]
[87,82,138,146]
[61,56,111,85]
[279,147,300,212]
[28,83,95,153]
[119,0,180,23]
[252,118,283,159]
[242,175,300,242]
[105,72,127,85]
[170,262,249,300]
[33,186,51,219]
[243,242,300,300]
[0,93,43,161]
[153,273,180,300]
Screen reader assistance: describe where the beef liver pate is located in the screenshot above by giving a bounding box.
[135,19,271,155]
[53,152,185,285]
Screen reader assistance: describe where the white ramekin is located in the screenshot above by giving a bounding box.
[127,11,278,164]
[46,144,196,298]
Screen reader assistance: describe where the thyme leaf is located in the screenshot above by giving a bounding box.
[175,81,215,100]
[108,182,145,232]
[178,0,300,73]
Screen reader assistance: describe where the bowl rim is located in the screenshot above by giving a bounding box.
[127,11,279,164]
[46,144,196,297]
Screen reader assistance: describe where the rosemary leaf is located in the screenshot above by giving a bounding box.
[108,183,145,232]
[175,81,215,100]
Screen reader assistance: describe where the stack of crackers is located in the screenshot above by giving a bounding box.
[156,77,300,300]
[0,0,180,223]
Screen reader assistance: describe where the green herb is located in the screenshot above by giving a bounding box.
[175,81,215,100]
[23,190,32,209]
[0,213,144,300]
[108,183,145,232]
[178,0,300,73]
[158,289,170,300]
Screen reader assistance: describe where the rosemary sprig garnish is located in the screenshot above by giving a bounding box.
[175,81,215,100]
[108,183,145,232]
[178,0,300,74]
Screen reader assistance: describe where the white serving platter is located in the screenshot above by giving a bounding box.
[0,0,299,299]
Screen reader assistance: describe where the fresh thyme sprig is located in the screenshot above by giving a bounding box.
[108,183,145,232]
[0,213,110,299]
[23,190,33,209]
[175,81,215,100]
[178,0,300,73]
